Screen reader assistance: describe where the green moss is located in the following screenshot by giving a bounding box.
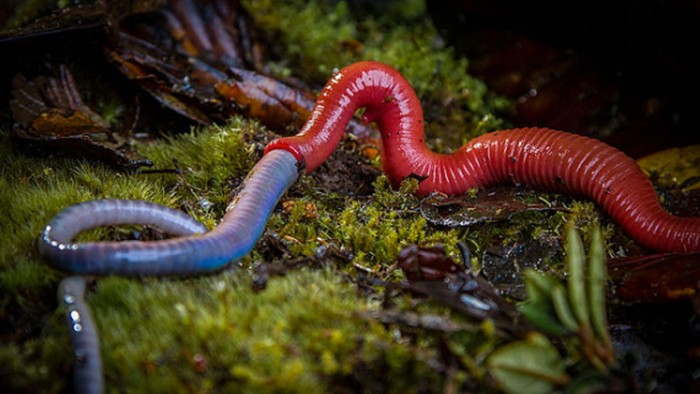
[244,0,509,148]
[138,119,260,225]
[80,269,441,392]
[268,174,460,278]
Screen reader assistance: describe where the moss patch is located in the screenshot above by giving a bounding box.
[87,269,441,393]
[244,0,509,149]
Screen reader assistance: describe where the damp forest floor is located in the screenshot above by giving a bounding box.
[1,1,699,393]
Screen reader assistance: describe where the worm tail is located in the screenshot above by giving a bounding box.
[454,128,700,252]
[59,276,103,394]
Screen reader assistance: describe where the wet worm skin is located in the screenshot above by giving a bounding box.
[58,276,104,394]
[41,150,297,393]
[39,149,299,275]
[265,61,700,252]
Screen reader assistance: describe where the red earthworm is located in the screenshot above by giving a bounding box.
[265,61,700,252]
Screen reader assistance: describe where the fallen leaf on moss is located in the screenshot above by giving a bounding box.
[10,65,150,169]
[637,145,700,191]
[420,187,563,227]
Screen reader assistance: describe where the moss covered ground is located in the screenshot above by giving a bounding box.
[0,1,625,392]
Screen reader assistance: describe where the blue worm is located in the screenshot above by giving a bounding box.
[39,149,300,275]
[58,276,104,394]
[41,149,300,392]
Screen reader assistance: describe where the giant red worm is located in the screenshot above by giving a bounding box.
[41,60,699,391]
[265,61,700,252]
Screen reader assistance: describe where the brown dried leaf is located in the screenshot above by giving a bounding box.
[397,244,523,334]
[609,252,700,303]
[10,65,149,169]
[420,187,563,227]
[109,0,374,137]
[11,65,109,136]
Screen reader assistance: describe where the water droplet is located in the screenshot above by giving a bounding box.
[64,294,75,304]
[70,310,81,323]
[73,323,82,332]
[460,294,491,311]
[199,199,213,210]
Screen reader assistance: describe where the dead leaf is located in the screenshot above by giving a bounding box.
[420,187,562,227]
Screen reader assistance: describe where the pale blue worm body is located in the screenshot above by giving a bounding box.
[58,276,104,394]
[41,149,300,393]
[39,149,300,275]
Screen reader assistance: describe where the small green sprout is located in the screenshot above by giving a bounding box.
[489,225,614,394]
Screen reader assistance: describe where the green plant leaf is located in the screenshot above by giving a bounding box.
[587,227,613,359]
[551,283,579,333]
[523,269,557,303]
[567,226,590,327]
[488,333,570,394]
[519,270,570,335]
[519,300,569,336]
